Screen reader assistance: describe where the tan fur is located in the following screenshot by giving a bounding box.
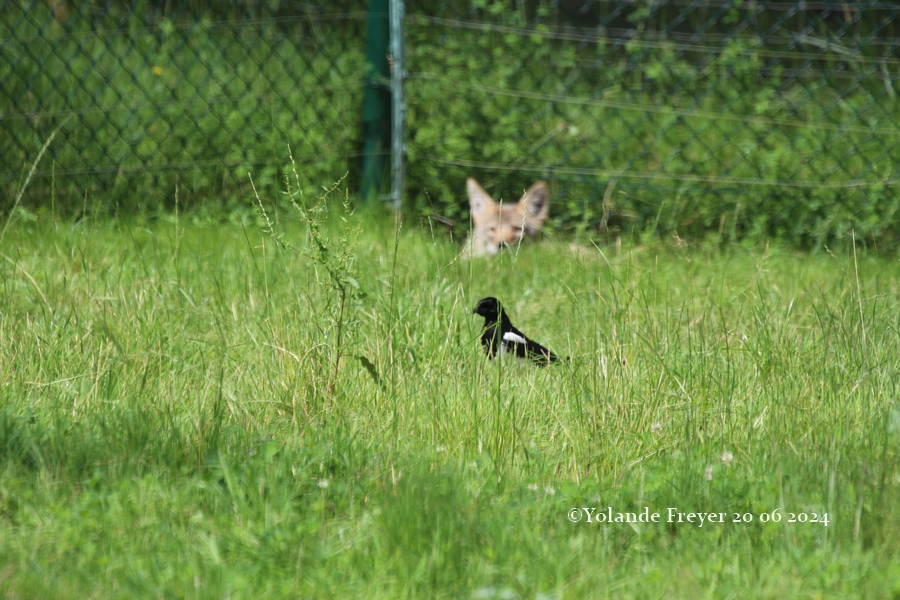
[464,177,550,257]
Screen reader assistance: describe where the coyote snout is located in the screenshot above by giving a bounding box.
[464,177,550,257]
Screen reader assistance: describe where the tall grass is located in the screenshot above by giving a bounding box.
[1,195,899,597]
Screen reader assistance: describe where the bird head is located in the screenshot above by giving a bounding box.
[473,297,503,320]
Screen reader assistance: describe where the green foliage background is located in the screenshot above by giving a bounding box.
[1,2,366,214]
[403,4,900,249]
[3,1,900,248]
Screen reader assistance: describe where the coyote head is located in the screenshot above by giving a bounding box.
[464,177,550,257]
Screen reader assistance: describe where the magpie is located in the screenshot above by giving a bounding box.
[472,297,563,365]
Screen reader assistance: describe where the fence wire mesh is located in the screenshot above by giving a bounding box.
[3,1,900,243]
[2,1,368,211]
[404,1,900,241]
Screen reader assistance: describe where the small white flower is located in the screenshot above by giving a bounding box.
[317,478,329,489]
[544,486,556,496]
[473,587,516,600]
[651,422,663,435]
[704,465,714,481]
[527,483,539,492]
[720,451,734,466]
[436,445,446,453]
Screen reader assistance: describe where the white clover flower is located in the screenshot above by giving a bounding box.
[720,451,734,466]
[704,465,714,481]
[651,422,663,435]
[317,478,329,489]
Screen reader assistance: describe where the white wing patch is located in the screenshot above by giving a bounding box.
[502,331,527,345]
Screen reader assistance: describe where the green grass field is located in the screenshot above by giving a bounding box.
[2,189,900,598]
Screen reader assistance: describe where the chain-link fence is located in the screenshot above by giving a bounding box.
[404,1,900,242]
[4,1,900,244]
[2,1,369,212]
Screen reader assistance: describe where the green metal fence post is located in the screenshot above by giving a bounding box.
[389,0,405,211]
[361,0,390,203]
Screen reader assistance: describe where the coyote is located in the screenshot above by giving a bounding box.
[464,177,550,257]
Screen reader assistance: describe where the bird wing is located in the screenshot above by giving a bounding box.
[501,329,530,359]
[503,327,559,364]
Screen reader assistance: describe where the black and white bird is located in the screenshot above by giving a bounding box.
[472,297,563,365]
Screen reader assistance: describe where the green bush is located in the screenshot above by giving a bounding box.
[4,2,900,249]
[403,7,900,249]
[1,2,365,214]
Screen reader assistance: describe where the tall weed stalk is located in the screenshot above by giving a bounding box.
[250,150,367,404]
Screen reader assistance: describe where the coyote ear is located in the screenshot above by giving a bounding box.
[519,181,549,233]
[467,177,497,225]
